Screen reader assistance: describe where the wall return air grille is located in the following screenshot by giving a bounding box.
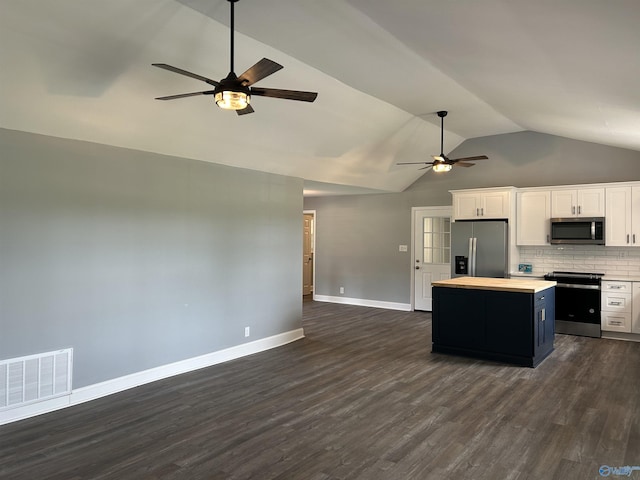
[0,349,73,411]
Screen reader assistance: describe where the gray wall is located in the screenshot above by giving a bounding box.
[0,128,303,388]
[305,131,640,304]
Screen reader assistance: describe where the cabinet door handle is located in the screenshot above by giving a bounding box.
[476,208,479,216]
[627,234,630,244]
[547,234,550,243]
[610,285,623,289]
[578,205,582,215]
[610,321,623,326]
[572,206,576,215]
[609,301,622,306]
[634,234,636,244]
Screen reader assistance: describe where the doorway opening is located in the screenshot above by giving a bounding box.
[303,210,316,300]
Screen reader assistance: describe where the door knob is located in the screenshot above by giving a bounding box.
[415,266,420,270]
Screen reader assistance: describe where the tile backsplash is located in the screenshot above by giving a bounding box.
[518,245,640,277]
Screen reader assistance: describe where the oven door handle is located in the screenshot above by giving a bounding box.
[555,282,601,290]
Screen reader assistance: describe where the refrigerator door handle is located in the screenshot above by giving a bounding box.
[467,237,473,275]
[471,237,478,276]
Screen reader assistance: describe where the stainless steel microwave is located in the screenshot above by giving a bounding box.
[550,217,605,245]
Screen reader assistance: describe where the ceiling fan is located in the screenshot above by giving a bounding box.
[152,0,318,115]
[398,111,489,172]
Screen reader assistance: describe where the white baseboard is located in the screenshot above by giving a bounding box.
[601,331,640,342]
[313,295,411,311]
[0,328,304,426]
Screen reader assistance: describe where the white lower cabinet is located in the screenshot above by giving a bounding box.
[601,281,632,333]
[602,312,632,333]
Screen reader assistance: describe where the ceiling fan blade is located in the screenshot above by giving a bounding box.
[155,90,215,100]
[152,63,219,86]
[236,104,255,116]
[454,162,476,167]
[238,58,283,86]
[450,155,489,162]
[251,87,318,103]
[397,162,434,165]
[419,165,433,171]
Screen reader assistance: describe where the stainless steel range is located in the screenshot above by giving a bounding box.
[543,271,604,338]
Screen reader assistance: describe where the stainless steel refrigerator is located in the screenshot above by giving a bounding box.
[451,220,508,278]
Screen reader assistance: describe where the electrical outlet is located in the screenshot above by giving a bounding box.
[339,287,344,294]
[244,327,250,337]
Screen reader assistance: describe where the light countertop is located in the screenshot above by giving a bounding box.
[602,274,640,282]
[511,272,640,282]
[432,277,557,293]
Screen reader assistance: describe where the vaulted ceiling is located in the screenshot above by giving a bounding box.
[2,1,639,195]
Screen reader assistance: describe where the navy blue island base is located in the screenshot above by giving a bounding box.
[432,279,556,368]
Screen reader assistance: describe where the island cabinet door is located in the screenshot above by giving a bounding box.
[432,287,485,349]
[484,291,533,357]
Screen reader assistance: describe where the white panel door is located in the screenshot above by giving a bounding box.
[413,207,452,311]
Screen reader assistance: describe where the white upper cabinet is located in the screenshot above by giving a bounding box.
[605,185,640,246]
[551,187,605,217]
[452,189,513,220]
[517,190,551,245]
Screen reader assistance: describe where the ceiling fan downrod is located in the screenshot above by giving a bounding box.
[228,0,238,74]
[437,110,447,158]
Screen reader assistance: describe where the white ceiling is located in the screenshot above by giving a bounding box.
[2,1,639,195]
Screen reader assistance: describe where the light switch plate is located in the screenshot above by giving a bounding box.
[399,245,408,252]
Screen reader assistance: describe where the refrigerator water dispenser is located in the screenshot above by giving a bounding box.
[455,256,468,275]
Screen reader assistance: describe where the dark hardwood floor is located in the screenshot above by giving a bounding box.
[2,300,640,479]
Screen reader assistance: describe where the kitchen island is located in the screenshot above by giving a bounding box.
[431,277,556,367]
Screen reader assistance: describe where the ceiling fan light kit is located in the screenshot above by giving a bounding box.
[214,73,250,110]
[432,162,452,173]
[215,90,249,110]
[152,0,317,115]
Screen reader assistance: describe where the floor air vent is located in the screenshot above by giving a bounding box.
[0,349,73,410]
